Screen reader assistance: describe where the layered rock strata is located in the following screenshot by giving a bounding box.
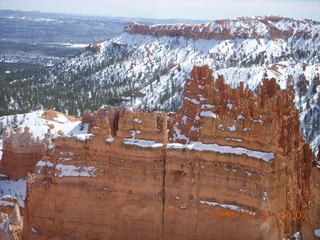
[125,17,319,40]
[0,110,79,180]
[22,66,317,240]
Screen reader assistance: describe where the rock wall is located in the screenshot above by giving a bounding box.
[0,110,79,180]
[22,66,318,240]
[0,128,46,180]
[23,107,168,240]
[166,66,313,239]
[124,17,318,40]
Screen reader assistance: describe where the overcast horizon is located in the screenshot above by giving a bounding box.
[0,0,320,21]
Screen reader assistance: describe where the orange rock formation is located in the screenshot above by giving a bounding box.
[124,17,316,40]
[0,110,79,180]
[19,66,319,240]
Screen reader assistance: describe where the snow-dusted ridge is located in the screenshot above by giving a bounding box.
[125,17,320,40]
[0,110,89,142]
[1,16,319,155]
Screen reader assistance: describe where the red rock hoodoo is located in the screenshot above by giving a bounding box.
[21,66,318,240]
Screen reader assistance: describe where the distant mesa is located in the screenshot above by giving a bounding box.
[124,16,319,40]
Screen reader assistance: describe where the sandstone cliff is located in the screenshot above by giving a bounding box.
[124,17,319,40]
[21,66,318,240]
[0,110,80,180]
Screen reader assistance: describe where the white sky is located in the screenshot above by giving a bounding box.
[0,0,319,21]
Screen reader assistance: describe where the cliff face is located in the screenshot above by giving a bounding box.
[166,66,313,239]
[22,66,317,240]
[1,128,46,180]
[23,107,168,240]
[0,110,80,180]
[124,17,319,40]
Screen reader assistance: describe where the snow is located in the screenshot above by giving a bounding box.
[74,134,93,141]
[227,103,233,110]
[182,115,187,124]
[190,126,200,132]
[252,119,264,124]
[59,152,74,156]
[200,111,217,118]
[225,137,243,142]
[179,204,187,209]
[262,191,268,201]
[166,141,275,161]
[46,144,55,150]
[53,114,69,123]
[315,229,320,237]
[105,138,115,143]
[200,200,256,215]
[201,104,215,109]
[123,138,164,148]
[31,227,38,233]
[36,161,54,168]
[0,199,15,207]
[130,130,142,138]
[227,125,237,132]
[0,178,26,207]
[0,111,89,142]
[198,95,206,101]
[184,96,200,105]
[133,118,142,124]
[54,164,97,178]
[287,232,302,240]
[237,115,245,121]
[36,160,98,178]
[58,157,72,161]
[172,123,190,143]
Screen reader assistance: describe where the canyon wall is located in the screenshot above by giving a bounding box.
[124,17,319,40]
[0,110,79,180]
[1,128,46,180]
[22,66,318,240]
